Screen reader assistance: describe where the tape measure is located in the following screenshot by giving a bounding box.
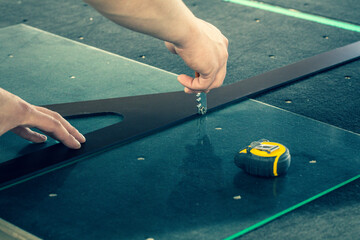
[234,139,291,177]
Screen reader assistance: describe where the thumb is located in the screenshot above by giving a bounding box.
[177,74,195,93]
[177,74,211,93]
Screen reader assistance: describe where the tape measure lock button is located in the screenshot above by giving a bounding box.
[235,139,291,177]
[248,139,280,154]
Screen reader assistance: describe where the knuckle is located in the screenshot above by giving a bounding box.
[17,102,34,124]
[222,48,229,60]
[52,111,62,119]
[68,125,77,134]
[18,101,33,116]
[224,37,229,47]
[51,118,62,129]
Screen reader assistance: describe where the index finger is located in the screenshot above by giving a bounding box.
[25,109,82,149]
[35,106,86,143]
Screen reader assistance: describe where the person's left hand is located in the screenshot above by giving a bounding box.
[0,88,86,149]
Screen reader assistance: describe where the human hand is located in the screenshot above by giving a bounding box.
[84,0,228,93]
[165,18,229,93]
[0,88,86,149]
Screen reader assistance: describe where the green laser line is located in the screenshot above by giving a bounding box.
[224,0,360,33]
[223,174,360,240]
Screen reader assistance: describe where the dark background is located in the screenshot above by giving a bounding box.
[0,0,359,239]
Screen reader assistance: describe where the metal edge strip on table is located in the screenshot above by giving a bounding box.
[0,218,42,240]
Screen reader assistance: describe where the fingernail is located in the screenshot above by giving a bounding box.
[75,140,81,149]
[80,133,86,142]
[71,135,81,149]
[41,135,47,141]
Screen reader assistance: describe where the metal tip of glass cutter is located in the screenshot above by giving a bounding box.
[196,92,207,115]
[194,71,207,115]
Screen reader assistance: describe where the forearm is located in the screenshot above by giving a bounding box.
[84,0,198,47]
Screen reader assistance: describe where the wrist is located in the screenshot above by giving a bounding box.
[171,17,202,49]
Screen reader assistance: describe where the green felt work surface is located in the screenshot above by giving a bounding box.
[0,24,360,240]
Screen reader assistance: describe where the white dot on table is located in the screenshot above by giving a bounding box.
[233,195,242,200]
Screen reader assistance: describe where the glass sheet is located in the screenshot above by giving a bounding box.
[0,24,359,240]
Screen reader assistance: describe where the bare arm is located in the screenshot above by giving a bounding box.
[84,0,229,93]
[84,0,198,47]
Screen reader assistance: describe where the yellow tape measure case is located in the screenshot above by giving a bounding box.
[234,139,291,177]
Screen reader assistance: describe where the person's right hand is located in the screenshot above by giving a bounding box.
[165,18,229,94]
[0,88,86,149]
